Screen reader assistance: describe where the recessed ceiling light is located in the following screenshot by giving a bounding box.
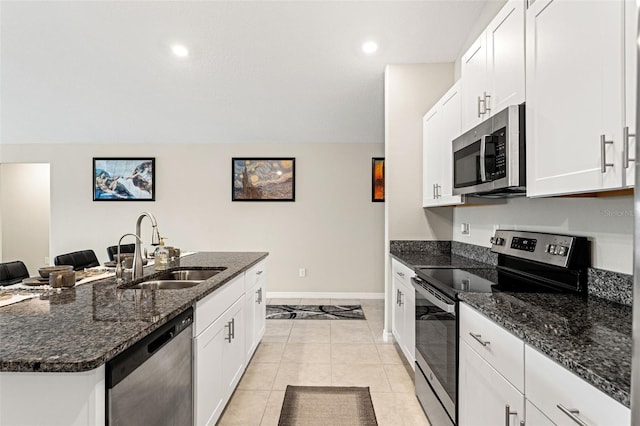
[361,41,378,55]
[172,44,189,58]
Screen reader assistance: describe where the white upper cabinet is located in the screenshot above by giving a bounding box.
[461,0,525,132]
[423,82,464,207]
[526,0,627,196]
[624,0,638,187]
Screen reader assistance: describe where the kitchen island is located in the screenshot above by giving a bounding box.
[0,251,268,425]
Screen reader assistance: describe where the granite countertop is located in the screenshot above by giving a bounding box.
[459,292,632,408]
[389,250,493,270]
[0,251,267,373]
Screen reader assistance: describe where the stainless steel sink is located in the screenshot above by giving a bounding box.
[125,267,226,290]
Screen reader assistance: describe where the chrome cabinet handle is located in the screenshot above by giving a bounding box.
[624,126,636,169]
[483,92,491,114]
[505,404,517,426]
[600,134,614,173]
[225,321,232,343]
[469,332,490,346]
[230,317,235,340]
[256,270,264,276]
[397,271,405,278]
[399,290,404,306]
[478,96,483,118]
[396,289,400,306]
[557,404,588,426]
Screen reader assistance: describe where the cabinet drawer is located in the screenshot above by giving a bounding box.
[391,259,415,288]
[525,345,630,426]
[459,303,524,392]
[195,274,244,336]
[245,259,267,291]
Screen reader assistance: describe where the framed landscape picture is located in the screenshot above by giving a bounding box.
[232,158,295,201]
[372,157,384,202]
[93,158,155,201]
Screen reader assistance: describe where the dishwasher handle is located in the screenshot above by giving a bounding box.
[148,328,175,354]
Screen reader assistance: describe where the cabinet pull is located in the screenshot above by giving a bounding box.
[396,289,400,306]
[398,290,404,307]
[477,96,484,118]
[256,288,261,303]
[469,332,490,346]
[557,404,588,426]
[624,126,636,169]
[230,317,235,340]
[397,271,405,278]
[225,321,232,343]
[256,270,264,276]
[600,134,614,173]
[483,92,491,114]
[259,288,263,303]
[505,404,517,426]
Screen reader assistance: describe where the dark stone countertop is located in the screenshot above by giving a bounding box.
[389,250,494,270]
[0,252,268,373]
[459,292,632,408]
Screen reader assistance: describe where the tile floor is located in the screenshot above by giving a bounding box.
[217,298,430,426]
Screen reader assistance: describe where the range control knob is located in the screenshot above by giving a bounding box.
[556,246,568,256]
[546,244,557,254]
[494,237,505,246]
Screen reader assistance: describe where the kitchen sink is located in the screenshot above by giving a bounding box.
[125,267,227,290]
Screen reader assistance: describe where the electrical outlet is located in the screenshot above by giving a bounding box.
[461,223,470,236]
[44,256,50,265]
[299,268,307,278]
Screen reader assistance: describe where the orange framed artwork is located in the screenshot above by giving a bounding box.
[372,158,384,202]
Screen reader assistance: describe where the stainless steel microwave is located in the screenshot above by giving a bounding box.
[452,104,525,196]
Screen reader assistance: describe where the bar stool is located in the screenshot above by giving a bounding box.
[0,261,30,286]
[54,250,100,271]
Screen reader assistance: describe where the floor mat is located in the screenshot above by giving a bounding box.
[266,304,366,320]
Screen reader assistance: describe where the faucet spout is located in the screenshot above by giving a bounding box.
[116,233,142,284]
[133,212,161,280]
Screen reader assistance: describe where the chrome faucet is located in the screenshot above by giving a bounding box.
[115,233,142,284]
[133,212,161,280]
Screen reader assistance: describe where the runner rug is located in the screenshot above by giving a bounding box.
[278,386,378,426]
[266,305,365,320]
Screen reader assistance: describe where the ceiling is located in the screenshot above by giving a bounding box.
[0,1,490,145]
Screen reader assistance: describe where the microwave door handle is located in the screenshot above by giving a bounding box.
[480,135,489,182]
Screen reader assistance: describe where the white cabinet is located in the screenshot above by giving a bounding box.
[525,0,630,196]
[391,259,415,366]
[624,0,638,187]
[459,340,524,426]
[461,0,525,131]
[423,82,464,207]
[525,345,630,426]
[194,275,246,426]
[245,259,267,362]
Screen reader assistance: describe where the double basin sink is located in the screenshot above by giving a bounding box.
[125,267,226,290]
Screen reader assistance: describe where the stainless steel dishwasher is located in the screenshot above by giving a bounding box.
[106,307,193,426]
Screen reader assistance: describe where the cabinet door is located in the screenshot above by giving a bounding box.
[461,35,488,131]
[624,0,638,187]
[391,277,404,345]
[194,310,226,426]
[486,0,525,114]
[526,0,624,196]
[423,107,442,206]
[525,400,555,426]
[437,83,463,202]
[401,281,415,367]
[223,297,246,397]
[245,281,266,361]
[458,340,524,426]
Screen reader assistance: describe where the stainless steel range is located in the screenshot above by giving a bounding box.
[412,230,590,426]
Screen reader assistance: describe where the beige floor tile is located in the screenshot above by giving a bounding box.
[251,342,286,363]
[264,320,293,336]
[260,390,286,426]
[370,392,405,426]
[331,321,374,343]
[299,298,331,305]
[384,364,415,393]
[331,343,381,364]
[395,392,430,425]
[237,362,280,391]
[269,298,301,305]
[330,298,361,305]
[376,344,404,365]
[217,390,270,426]
[360,298,384,307]
[282,343,331,364]
[289,321,331,343]
[272,362,332,390]
[331,363,391,392]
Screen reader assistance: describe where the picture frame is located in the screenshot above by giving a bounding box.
[372,157,385,202]
[93,157,155,201]
[232,158,295,201]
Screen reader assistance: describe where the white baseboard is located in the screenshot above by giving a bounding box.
[266,291,384,300]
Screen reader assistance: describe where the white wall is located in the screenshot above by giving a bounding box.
[453,195,634,274]
[0,163,50,275]
[0,142,384,294]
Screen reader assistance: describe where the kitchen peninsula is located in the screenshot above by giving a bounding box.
[0,251,268,426]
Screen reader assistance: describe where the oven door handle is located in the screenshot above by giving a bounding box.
[412,278,455,314]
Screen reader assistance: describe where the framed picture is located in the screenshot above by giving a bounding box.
[93,158,155,201]
[232,158,295,201]
[372,157,385,202]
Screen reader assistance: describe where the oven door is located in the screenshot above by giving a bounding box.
[413,278,457,425]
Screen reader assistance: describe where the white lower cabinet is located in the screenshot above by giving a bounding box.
[459,303,631,426]
[525,345,630,426]
[459,340,524,426]
[391,259,415,367]
[245,259,267,362]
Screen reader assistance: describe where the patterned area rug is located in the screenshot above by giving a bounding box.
[278,386,378,425]
[266,305,366,320]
